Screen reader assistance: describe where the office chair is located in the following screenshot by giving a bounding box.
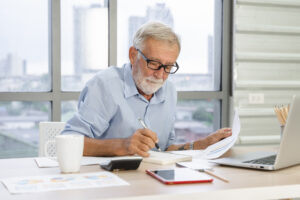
[39,122,66,157]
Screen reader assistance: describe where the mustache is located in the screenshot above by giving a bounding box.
[145,76,164,84]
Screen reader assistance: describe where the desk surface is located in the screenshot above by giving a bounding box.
[1,145,300,200]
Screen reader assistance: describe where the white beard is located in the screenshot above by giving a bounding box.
[133,67,165,95]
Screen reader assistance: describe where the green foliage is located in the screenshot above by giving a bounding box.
[192,107,213,122]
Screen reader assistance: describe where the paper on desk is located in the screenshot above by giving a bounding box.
[1,171,129,194]
[142,151,192,165]
[204,111,240,159]
[176,158,213,170]
[169,150,205,158]
[35,157,106,168]
[35,156,142,168]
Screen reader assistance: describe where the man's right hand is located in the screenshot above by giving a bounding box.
[124,129,158,157]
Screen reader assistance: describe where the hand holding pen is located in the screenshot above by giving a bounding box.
[138,118,162,152]
[124,119,160,157]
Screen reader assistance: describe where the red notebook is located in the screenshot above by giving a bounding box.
[146,168,213,185]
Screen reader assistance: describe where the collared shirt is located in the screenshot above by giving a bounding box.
[62,63,177,150]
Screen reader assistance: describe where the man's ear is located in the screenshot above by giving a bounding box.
[129,46,137,64]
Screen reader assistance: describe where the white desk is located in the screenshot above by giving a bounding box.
[1,145,300,200]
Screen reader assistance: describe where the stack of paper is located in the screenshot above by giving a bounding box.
[204,111,240,159]
[143,151,192,165]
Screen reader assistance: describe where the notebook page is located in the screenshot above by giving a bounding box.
[143,151,192,165]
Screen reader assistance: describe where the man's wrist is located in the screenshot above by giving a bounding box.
[178,142,194,150]
[178,144,185,150]
[189,142,194,150]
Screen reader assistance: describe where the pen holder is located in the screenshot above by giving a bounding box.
[280,125,285,138]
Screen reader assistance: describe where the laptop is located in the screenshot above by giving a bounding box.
[211,95,300,170]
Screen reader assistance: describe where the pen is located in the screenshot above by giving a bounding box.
[138,118,161,152]
[200,169,229,183]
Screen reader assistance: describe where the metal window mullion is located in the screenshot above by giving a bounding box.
[109,0,117,67]
[51,0,61,122]
[213,0,223,130]
[60,92,80,101]
[0,92,53,101]
[177,91,225,100]
[221,0,233,128]
[177,0,233,130]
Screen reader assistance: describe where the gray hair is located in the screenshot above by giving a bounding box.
[133,21,181,53]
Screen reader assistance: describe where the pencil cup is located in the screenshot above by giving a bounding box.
[56,134,84,173]
[280,125,285,138]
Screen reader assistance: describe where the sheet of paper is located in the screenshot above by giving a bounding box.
[1,172,129,194]
[176,158,214,170]
[35,156,142,168]
[142,151,192,165]
[169,150,205,159]
[204,111,240,159]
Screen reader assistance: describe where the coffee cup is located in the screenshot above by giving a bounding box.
[55,134,84,173]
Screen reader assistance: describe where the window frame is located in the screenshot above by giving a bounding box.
[0,0,232,129]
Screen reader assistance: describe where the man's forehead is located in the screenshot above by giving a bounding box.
[142,41,179,63]
[143,38,178,49]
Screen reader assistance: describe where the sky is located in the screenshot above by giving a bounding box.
[0,0,219,75]
[0,0,48,75]
[117,0,217,74]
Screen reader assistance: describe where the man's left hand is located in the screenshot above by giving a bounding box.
[193,128,232,150]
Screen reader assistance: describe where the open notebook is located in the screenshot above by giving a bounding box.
[142,151,192,165]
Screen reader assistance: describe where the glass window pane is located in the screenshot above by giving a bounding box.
[117,0,222,91]
[61,101,78,122]
[0,101,50,158]
[61,0,108,91]
[175,100,220,144]
[0,1,50,92]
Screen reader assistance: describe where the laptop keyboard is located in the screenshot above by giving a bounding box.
[243,155,276,165]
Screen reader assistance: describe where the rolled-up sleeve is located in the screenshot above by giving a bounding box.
[62,76,117,138]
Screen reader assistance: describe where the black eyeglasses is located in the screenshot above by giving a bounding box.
[136,48,179,74]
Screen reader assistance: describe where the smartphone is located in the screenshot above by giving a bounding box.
[146,168,213,185]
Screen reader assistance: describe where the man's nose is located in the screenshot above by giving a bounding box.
[154,66,165,79]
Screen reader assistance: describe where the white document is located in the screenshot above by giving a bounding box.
[176,158,214,170]
[142,151,192,165]
[1,171,129,194]
[35,156,142,168]
[204,111,241,159]
[169,150,205,158]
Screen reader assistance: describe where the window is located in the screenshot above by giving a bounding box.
[117,0,222,91]
[0,0,231,158]
[0,1,50,158]
[175,100,220,143]
[61,101,77,122]
[0,101,50,158]
[0,1,49,92]
[61,0,108,91]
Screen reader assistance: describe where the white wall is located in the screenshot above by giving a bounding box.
[233,0,300,144]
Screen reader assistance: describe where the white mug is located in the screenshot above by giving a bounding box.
[56,134,84,173]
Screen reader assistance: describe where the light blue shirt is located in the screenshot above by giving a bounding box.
[62,63,177,150]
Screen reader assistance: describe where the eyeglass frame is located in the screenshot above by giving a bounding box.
[136,48,179,74]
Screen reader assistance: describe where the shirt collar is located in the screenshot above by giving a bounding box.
[124,63,139,98]
[123,63,166,104]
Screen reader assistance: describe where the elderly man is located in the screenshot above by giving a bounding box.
[62,22,232,157]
